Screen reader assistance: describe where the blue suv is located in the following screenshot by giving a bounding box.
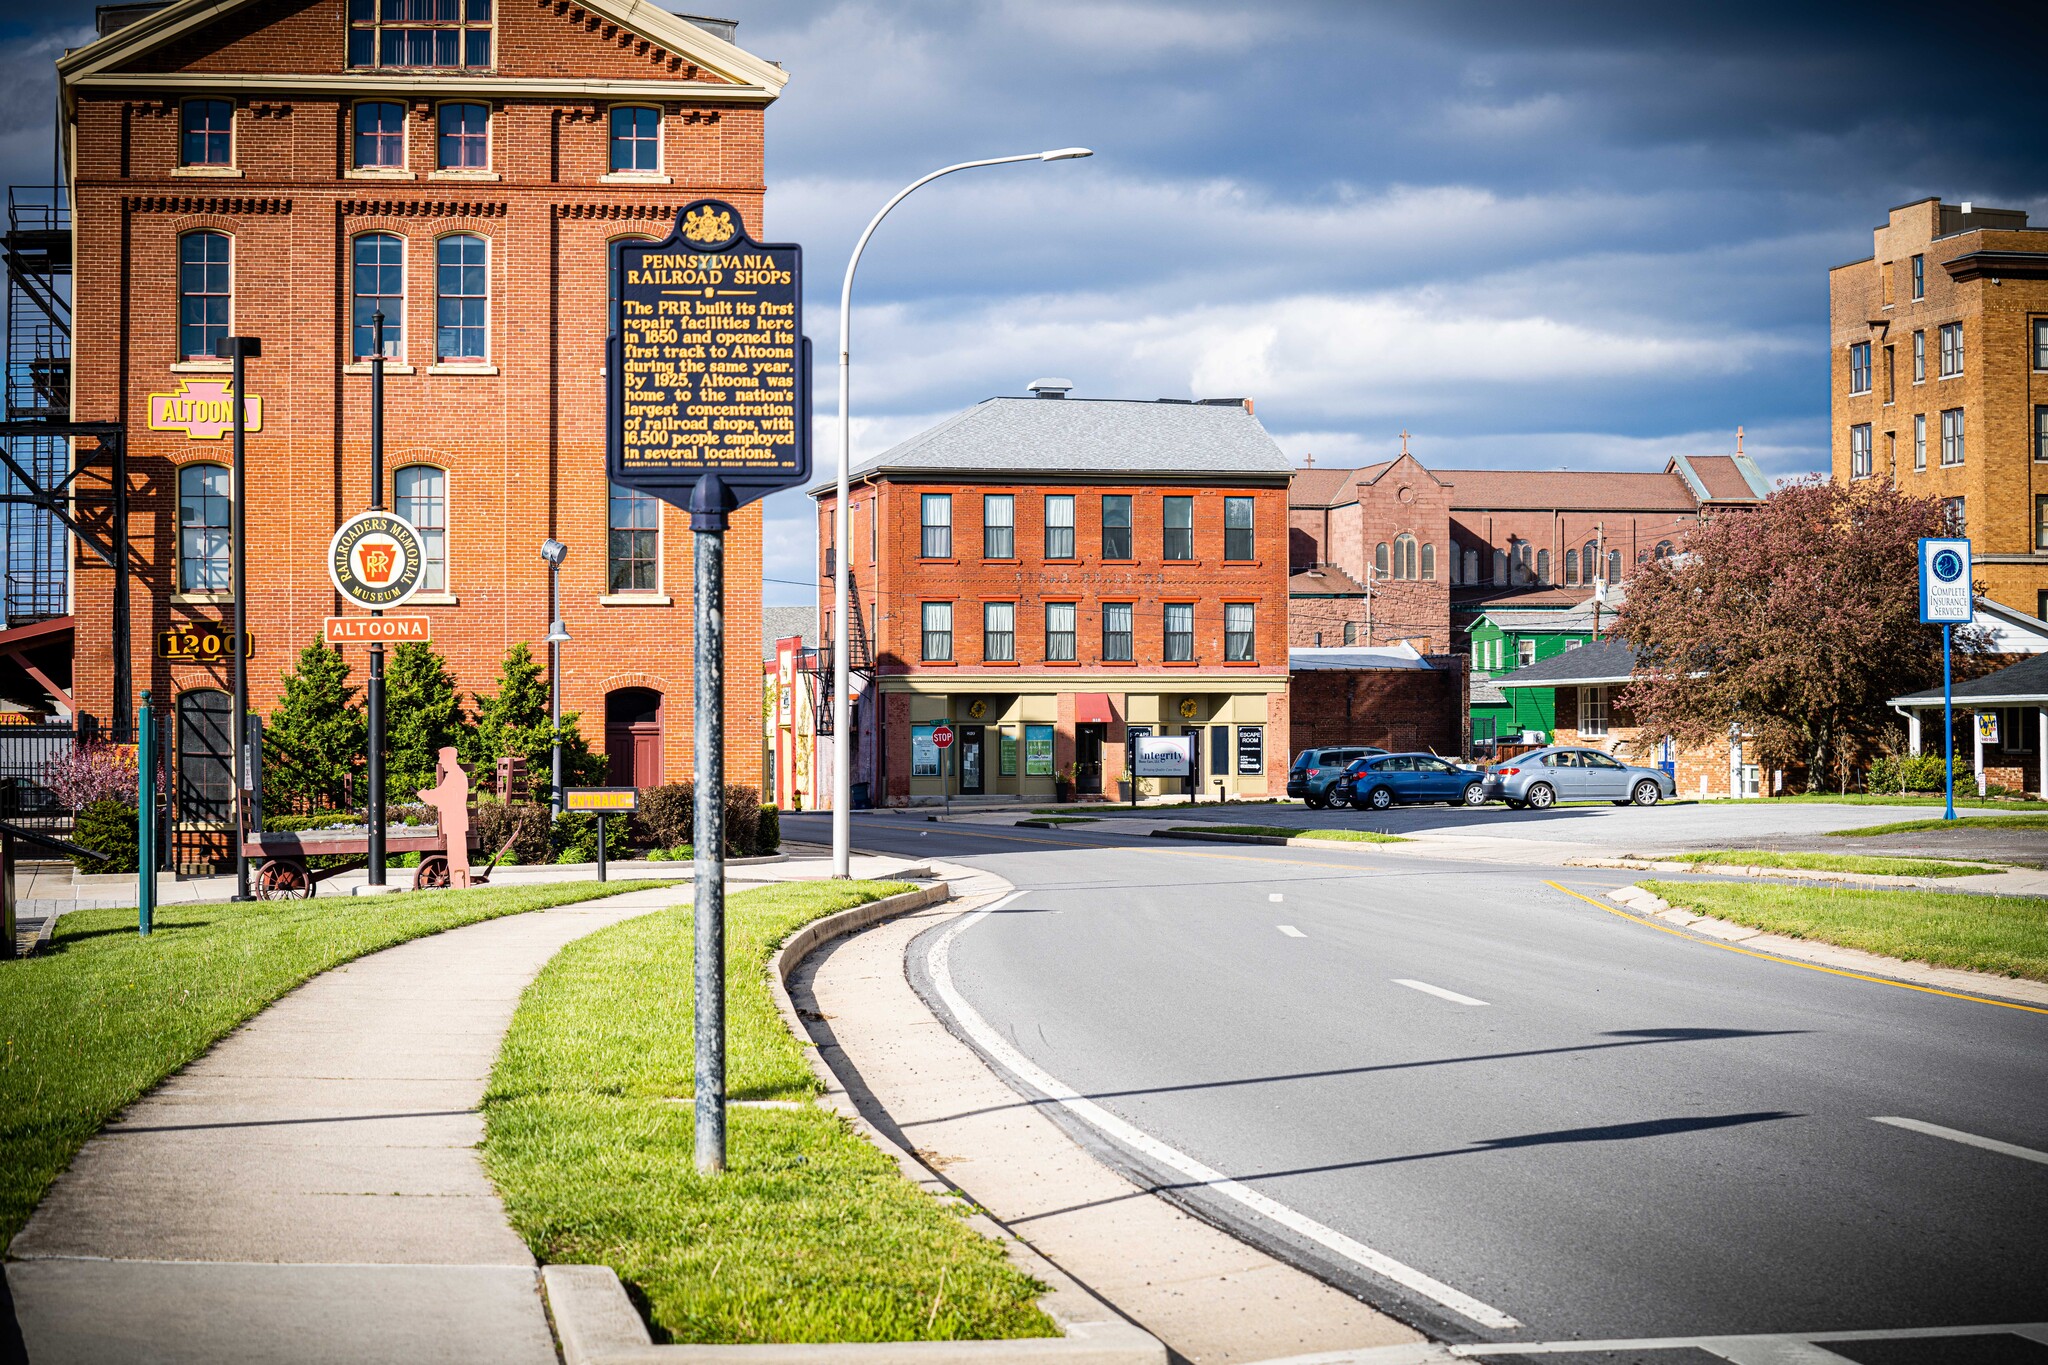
[1334,752,1489,810]
[1287,746,1386,808]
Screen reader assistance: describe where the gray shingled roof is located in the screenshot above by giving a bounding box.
[810,396,1291,494]
[1491,637,1640,688]
[762,605,815,659]
[1893,652,2048,706]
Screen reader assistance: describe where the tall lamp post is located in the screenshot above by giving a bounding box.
[831,147,1093,877]
[541,539,569,813]
[216,334,260,900]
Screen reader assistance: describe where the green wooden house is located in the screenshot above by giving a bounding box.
[1467,598,1616,747]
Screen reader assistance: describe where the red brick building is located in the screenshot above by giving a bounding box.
[812,382,1294,804]
[52,0,783,816]
[1287,445,1769,652]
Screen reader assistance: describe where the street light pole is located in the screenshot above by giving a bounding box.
[832,147,1092,877]
[367,311,387,888]
[217,334,260,900]
[542,540,569,813]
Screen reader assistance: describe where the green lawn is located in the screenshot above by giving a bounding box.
[479,880,1055,1345]
[0,878,668,1252]
[1664,850,1999,878]
[1723,793,2048,811]
[1640,880,2048,982]
[1170,824,1409,843]
[1826,814,2048,839]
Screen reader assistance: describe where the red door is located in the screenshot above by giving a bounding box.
[605,688,663,786]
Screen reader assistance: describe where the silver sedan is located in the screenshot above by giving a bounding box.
[1484,746,1676,810]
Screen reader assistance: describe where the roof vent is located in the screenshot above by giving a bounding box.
[676,12,737,42]
[1027,378,1073,398]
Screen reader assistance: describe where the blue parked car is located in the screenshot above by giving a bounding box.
[1333,752,1489,810]
[1287,745,1386,808]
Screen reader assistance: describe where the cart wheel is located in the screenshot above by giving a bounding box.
[256,857,314,900]
[414,855,451,890]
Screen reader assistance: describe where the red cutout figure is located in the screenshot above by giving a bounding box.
[418,746,472,888]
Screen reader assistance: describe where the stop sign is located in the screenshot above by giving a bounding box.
[931,724,955,748]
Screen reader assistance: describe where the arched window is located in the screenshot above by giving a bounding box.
[1492,548,1507,585]
[1565,548,1579,585]
[1421,542,1436,581]
[178,463,231,592]
[1374,541,1390,578]
[1447,540,1461,585]
[435,234,488,361]
[609,106,661,173]
[178,231,231,360]
[1394,533,1417,580]
[354,100,406,168]
[351,233,404,359]
[1536,548,1551,585]
[177,688,233,822]
[1509,541,1529,586]
[1465,548,1479,583]
[1584,540,1601,580]
[394,465,447,591]
[1655,540,1673,560]
[1609,549,1623,583]
[180,99,233,166]
[438,102,489,168]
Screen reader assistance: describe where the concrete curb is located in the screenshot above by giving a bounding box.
[1146,828,1407,850]
[1568,854,2003,888]
[1601,883,2048,1007]
[541,880,1165,1365]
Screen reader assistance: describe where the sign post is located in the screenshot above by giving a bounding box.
[138,690,155,936]
[932,724,954,818]
[1919,536,1973,821]
[609,201,808,1174]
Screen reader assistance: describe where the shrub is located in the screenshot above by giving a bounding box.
[549,811,601,864]
[471,798,550,867]
[266,639,366,809]
[638,783,693,849]
[754,803,780,856]
[1867,753,1971,793]
[71,799,138,873]
[722,783,759,858]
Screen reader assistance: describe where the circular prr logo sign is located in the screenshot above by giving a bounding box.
[329,510,426,611]
[1931,548,1965,583]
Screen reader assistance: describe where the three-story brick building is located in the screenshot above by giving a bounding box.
[812,381,1293,804]
[53,0,783,820]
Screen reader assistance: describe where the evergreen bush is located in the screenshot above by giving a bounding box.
[72,799,138,873]
[385,641,466,801]
[754,803,780,856]
[722,783,760,858]
[265,640,365,809]
[462,643,602,803]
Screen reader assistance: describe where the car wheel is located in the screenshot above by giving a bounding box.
[1461,781,1487,807]
[1305,793,1326,810]
[1525,782,1555,810]
[1367,785,1395,811]
[1632,780,1661,807]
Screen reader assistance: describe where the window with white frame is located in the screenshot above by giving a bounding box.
[181,99,233,166]
[1940,407,1964,466]
[1044,494,1075,558]
[1100,495,1132,559]
[437,102,488,168]
[351,233,404,359]
[1939,322,1963,378]
[1224,602,1254,661]
[1045,602,1076,661]
[1163,496,1194,560]
[982,601,1015,662]
[394,465,447,591]
[1163,602,1195,661]
[1945,496,1965,534]
[1849,341,1871,394]
[607,482,658,592]
[1517,639,1535,667]
[608,107,660,173]
[2000,707,2037,753]
[1914,412,1927,470]
[920,493,951,557]
[1565,548,1579,584]
[981,494,1013,559]
[2036,318,2048,371]
[353,101,406,167]
[1850,423,1872,478]
[178,231,231,360]
[349,0,492,70]
[178,463,232,592]
[1913,330,1925,383]
[921,602,953,661]
[1223,496,1254,560]
[435,234,487,361]
[1578,686,1609,738]
[1102,602,1133,660]
[1911,254,1924,299]
[2037,404,2048,463]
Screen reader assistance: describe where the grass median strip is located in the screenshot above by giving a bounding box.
[1664,850,1999,878]
[1641,880,2048,982]
[0,877,669,1252]
[1826,813,2048,839]
[480,879,1055,1345]
[1174,824,1408,843]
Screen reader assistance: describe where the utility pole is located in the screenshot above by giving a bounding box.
[366,311,387,888]
[218,334,260,900]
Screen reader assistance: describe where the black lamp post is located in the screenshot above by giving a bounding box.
[216,334,260,900]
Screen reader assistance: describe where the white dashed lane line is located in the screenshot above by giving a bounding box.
[1393,978,1490,1007]
[1872,1116,2048,1167]
[1277,925,1307,938]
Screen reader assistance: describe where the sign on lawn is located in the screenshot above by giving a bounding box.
[565,787,639,812]
[1134,734,1192,778]
[607,199,809,515]
[1919,537,1973,624]
[1977,713,1999,744]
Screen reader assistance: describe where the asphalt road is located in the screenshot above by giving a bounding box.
[787,809,2048,1351]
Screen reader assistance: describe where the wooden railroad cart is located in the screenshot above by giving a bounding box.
[240,824,493,899]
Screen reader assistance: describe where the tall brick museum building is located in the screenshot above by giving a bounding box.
[1830,197,2048,619]
[812,382,1294,805]
[52,0,783,808]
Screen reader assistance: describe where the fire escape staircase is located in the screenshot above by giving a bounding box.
[798,552,875,737]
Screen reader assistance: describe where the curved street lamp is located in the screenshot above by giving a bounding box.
[831,148,1094,877]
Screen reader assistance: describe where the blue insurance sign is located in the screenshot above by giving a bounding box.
[1918,537,1972,624]
[606,200,809,517]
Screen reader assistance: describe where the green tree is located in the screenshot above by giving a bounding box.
[384,641,466,801]
[265,639,366,809]
[463,642,602,800]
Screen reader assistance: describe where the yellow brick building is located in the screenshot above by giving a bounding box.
[1830,197,2048,617]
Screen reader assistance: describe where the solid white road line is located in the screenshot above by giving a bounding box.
[1393,979,1490,1007]
[1277,925,1307,938]
[1872,1116,2048,1167]
[928,900,1522,1332]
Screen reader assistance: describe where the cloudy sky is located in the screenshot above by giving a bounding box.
[3,1,2041,607]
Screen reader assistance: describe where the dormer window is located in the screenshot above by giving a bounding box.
[348,0,493,69]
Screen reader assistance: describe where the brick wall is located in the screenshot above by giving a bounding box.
[1288,666,1463,757]
[67,0,771,790]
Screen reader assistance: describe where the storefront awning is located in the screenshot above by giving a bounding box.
[1074,692,1116,724]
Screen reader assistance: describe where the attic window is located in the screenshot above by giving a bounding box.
[349,0,493,69]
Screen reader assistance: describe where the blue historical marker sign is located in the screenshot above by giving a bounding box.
[606,199,809,517]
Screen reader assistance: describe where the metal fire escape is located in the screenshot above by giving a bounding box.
[799,551,875,736]
[2,185,133,731]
